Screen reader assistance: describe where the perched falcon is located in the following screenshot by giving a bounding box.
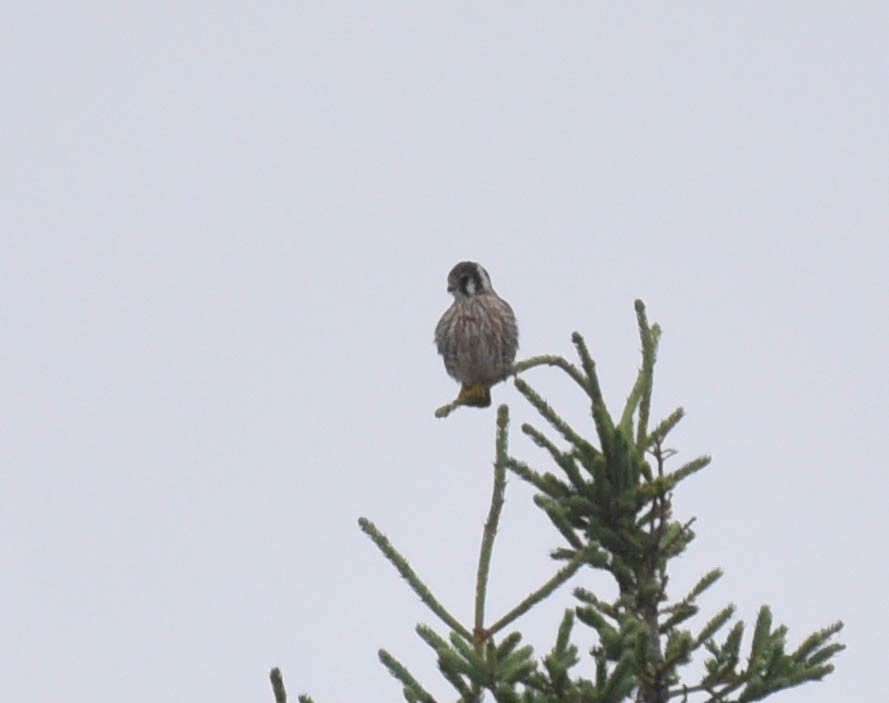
[435,261,518,407]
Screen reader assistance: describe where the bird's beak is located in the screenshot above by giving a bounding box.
[447,284,455,293]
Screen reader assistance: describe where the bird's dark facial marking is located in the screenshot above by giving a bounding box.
[447,261,487,296]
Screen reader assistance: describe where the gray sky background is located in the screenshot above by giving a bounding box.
[2,4,887,702]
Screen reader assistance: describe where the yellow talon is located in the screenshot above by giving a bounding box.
[457,382,492,408]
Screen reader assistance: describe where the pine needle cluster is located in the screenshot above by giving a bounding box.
[272,300,843,703]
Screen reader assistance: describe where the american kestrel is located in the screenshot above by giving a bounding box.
[435,261,519,407]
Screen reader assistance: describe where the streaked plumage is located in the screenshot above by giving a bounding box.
[435,261,518,407]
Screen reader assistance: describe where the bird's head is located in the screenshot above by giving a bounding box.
[446,261,493,299]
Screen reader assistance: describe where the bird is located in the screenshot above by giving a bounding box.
[435,261,519,408]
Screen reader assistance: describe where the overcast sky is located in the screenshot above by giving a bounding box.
[2,3,887,702]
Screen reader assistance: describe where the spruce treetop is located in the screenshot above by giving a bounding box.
[273,300,843,703]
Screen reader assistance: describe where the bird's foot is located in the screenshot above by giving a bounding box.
[457,383,492,408]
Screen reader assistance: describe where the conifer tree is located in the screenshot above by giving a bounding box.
[271,300,843,703]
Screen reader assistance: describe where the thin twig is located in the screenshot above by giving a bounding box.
[434,397,465,418]
[512,354,589,390]
[379,649,439,703]
[486,547,591,636]
[359,517,473,641]
[474,406,510,642]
